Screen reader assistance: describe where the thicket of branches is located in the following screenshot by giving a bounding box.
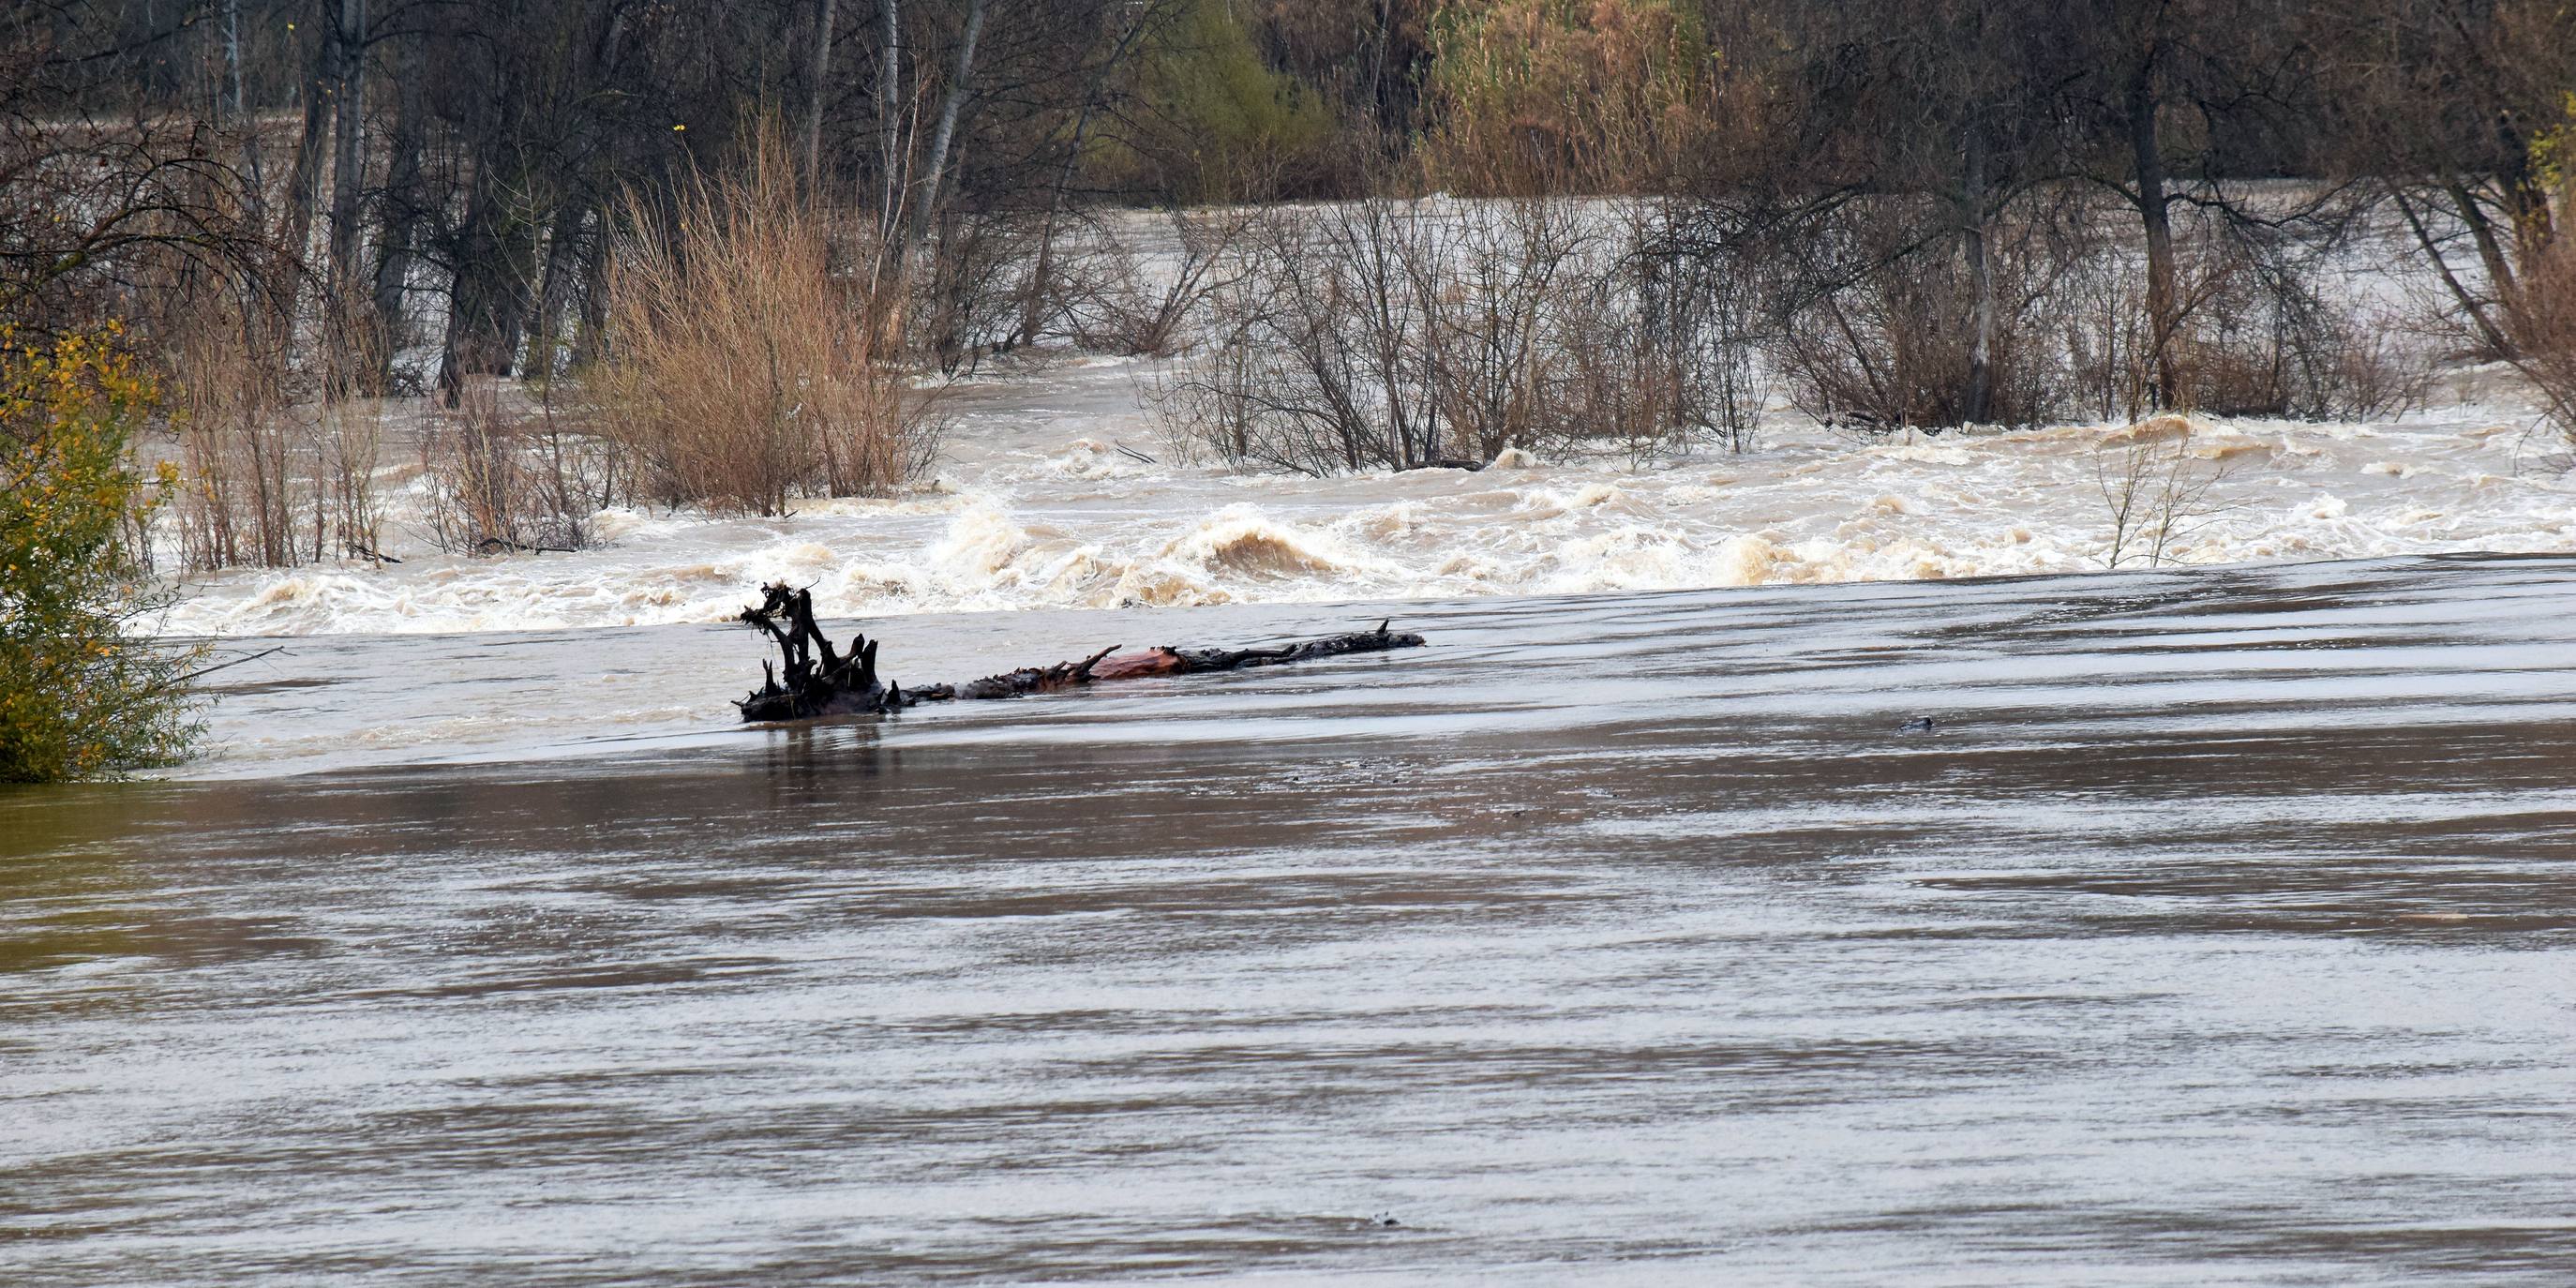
[1146,196,1762,472]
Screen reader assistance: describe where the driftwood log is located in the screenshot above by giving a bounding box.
[733,581,1426,723]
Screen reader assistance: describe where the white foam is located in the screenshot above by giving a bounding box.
[158,385,2576,637]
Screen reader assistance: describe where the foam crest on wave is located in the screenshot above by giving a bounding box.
[157,398,2576,636]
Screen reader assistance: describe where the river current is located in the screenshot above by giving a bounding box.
[7,552,2574,1282]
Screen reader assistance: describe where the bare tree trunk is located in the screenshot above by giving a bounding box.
[226,0,268,253]
[285,33,335,260]
[898,0,985,280]
[2494,112,2556,266]
[804,0,838,189]
[223,0,246,119]
[2396,189,2511,358]
[532,199,592,382]
[439,156,534,403]
[324,0,367,287]
[2126,58,2178,410]
[324,0,369,396]
[1015,141,1084,349]
[573,218,612,367]
[1017,5,1155,347]
[277,18,339,353]
[370,30,425,391]
[2447,181,2519,299]
[1961,120,1995,425]
[874,0,903,251]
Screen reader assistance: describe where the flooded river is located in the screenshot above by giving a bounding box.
[7,552,2575,1283]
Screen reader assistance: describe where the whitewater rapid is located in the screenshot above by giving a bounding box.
[161,357,2576,637]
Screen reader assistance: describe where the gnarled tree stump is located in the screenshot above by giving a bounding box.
[735,581,1425,723]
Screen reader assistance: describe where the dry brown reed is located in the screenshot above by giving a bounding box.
[1423,0,1711,197]
[162,285,388,572]
[589,127,937,516]
[2499,236,2576,445]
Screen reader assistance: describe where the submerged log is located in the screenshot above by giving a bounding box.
[733,581,1424,723]
[734,583,901,721]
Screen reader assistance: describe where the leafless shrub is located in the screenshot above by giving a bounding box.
[1775,200,2068,434]
[2046,205,2437,424]
[2166,236,2434,421]
[315,399,387,561]
[417,382,624,555]
[2093,419,2241,569]
[1775,192,2436,435]
[908,209,1047,373]
[2494,239,2576,446]
[1417,198,1593,461]
[2056,239,2164,424]
[166,312,305,571]
[1146,199,1436,474]
[1146,196,1760,475]
[160,283,386,571]
[1050,208,1262,357]
[1624,206,1775,455]
[589,127,936,515]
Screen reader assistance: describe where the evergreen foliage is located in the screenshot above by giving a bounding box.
[1107,0,1339,202]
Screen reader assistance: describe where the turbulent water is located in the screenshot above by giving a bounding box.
[8,553,2576,1282]
[157,353,2576,637]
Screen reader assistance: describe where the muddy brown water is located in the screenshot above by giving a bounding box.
[7,553,2575,1283]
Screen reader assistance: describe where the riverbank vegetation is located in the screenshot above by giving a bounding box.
[1,328,204,782]
[7,0,2576,514]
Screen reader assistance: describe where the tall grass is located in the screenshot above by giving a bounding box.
[2501,231,2576,447]
[1424,0,1711,197]
[589,127,937,516]
[164,287,387,571]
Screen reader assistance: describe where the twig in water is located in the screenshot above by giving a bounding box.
[174,645,287,685]
[473,536,577,556]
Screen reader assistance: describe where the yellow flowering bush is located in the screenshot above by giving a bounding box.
[1,324,203,782]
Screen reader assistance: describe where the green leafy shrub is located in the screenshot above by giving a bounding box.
[2,325,204,783]
[1096,0,1340,202]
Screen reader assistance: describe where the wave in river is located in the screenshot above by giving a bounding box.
[161,373,2576,637]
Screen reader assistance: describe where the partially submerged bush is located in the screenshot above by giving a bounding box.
[588,129,938,516]
[1778,194,2435,435]
[2161,238,2434,421]
[2092,416,2241,569]
[1,327,203,783]
[2500,234,2576,444]
[1048,209,1263,357]
[1775,200,2068,433]
[1146,195,1755,473]
[418,382,625,555]
[162,290,387,572]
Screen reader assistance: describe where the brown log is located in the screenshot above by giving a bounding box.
[733,584,1424,724]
